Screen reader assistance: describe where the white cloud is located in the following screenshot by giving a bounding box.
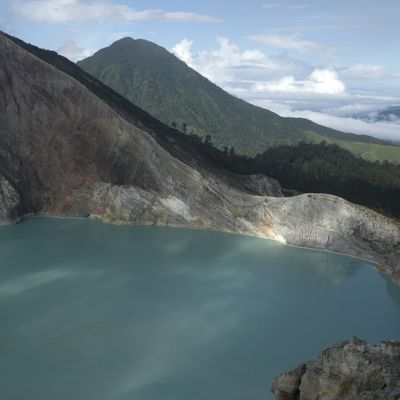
[253,69,346,95]
[10,0,222,23]
[174,36,400,142]
[325,103,386,117]
[172,37,284,85]
[290,4,310,10]
[261,3,310,10]
[58,38,95,62]
[261,3,282,9]
[341,64,386,78]
[171,37,308,87]
[263,104,400,142]
[386,114,400,122]
[247,33,337,56]
[171,39,194,66]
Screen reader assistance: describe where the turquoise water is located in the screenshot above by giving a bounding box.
[0,218,399,400]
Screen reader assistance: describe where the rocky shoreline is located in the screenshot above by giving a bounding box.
[271,338,400,400]
[5,206,400,286]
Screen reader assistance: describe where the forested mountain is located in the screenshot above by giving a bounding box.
[78,37,400,163]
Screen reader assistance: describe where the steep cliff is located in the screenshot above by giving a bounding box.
[271,338,400,400]
[1,33,399,283]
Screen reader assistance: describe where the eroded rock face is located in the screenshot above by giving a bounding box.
[0,174,21,224]
[271,338,400,400]
[266,194,400,283]
[233,173,284,197]
[0,33,400,283]
[351,388,400,400]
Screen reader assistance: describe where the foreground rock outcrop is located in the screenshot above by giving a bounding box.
[271,338,400,400]
[1,32,400,283]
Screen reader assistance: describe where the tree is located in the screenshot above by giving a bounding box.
[229,147,236,157]
[171,121,177,128]
[223,146,229,154]
[182,123,187,133]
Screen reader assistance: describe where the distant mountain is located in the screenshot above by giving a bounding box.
[78,37,400,163]
[377,106,400,121]
[354,105,400,123]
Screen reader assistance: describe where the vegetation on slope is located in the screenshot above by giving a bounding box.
[170,127,400,218]
[77,37,400,162]
[252,142,400,218]
[305,131,400,164]
[159,132,400,218]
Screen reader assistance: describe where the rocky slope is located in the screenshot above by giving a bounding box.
[271,338,400,400]
[1,33,400,283]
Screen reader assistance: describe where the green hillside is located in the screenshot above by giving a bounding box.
[78,37,400,162]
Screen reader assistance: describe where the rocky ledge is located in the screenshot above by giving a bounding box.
[271,338,400,400]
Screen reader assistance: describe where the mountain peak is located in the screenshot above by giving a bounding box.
[112,36,136,45]
[78,37,399,161]
[110,37,161,48]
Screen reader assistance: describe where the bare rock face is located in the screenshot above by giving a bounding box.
[0,174,21,224]
[0,33,400,283]
[271,338,400,400]
[233,173,284,197]
[266,194,400,283]
[351,388,400,400]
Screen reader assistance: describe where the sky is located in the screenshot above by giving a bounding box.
[1,0,400,141]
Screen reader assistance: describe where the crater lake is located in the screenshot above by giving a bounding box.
[0,218,399,400]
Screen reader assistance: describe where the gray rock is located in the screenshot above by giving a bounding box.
[0,174,22,224]
[271,338,400,400]
[231,173,284,197]
[351,388,400,400]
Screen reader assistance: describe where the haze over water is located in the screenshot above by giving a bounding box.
[1,218,399,400]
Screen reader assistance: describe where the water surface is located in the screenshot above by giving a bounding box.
[0,218,399,400]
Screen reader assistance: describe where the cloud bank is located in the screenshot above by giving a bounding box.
[172,37,400,142]
[261,3,310,11]
[257,102,400,142]
[247,33,327,53]
[252,69,346,95]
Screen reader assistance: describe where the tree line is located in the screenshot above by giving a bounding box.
[170,121,400,219]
